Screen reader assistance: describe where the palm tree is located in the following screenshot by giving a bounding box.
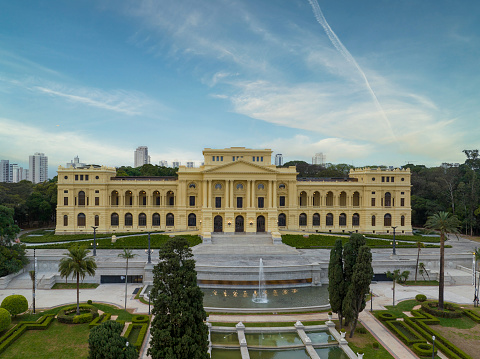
[414,241,425,283]
[58,246,97,315]
[425,211,460,310]
[118,249,137,310]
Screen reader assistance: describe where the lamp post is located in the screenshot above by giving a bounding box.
[91,226,98,256]
[148,287,151,315]
[146,232,152,264]
[33,248,36,314]
[391,226,398,255]
[432,335,436,359]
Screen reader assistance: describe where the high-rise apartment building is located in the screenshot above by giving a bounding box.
[134,146,150,168]
[186,161,194,168]
[66,156,86,168]
[11,164,28,183]
[159,160,168,167]
[29,152,48,184]
[312,152,326,166]
[275,154,283,166]
[0,160,10,183]
[172,161,180,168]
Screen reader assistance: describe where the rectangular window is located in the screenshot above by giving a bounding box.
[252,156,255,161]
[382,176,385,182]
[190,196,195,206]
[237,197,243,208]
[216,156,219,161]
[95,190,99,193]
[95,197,99,206]
[401,198,405,207]
[75,175,78,180]
[212,156,215,161]
[371,198,375,206]
[215,197,221,208]
[220,156,223,161]
[64,190,68,193]
[261,156,263,161]
[80,175,84,180]
[85,175,89,181]
[386,177,390,182]
[257,156,259,162]
[279,196,285,207]
[391,177,394,182]
[232,156,235,161]
[64,197,68,206]
[258,197,264,208]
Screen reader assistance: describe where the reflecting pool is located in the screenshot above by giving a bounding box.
[211,332,239,346]
[202,286,329,308]
[249,349,311,358]
[315,346,350,359]
[211,348,242,359]
[244,332,303,347]
[305,330,336,344]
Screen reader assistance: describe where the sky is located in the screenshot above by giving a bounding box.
[1,0,479,178]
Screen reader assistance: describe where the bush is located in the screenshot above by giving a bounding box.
[421,301,462,318]
[412,342,437,357]
[89,321,138,359]
[57,304,98,324]
[1,295,28,317]
[72,313,93,324]
[0,308,11,332]
[356,327,367,334]
[416,294,427,302]
[87,300,92,305]
[372,342,379,349]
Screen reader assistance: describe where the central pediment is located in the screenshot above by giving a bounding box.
[202,160,279,174]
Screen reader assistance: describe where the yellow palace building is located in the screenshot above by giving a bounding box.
[55,147,412,237]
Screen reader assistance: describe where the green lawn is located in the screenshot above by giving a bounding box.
[1,321,90,359]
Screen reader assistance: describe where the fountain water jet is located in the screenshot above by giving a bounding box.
[252,258,268,303]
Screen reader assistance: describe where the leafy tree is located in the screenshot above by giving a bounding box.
[118,249,136,310]
[0,244,28,277]
[425,211,460,310]
[0,205,20,245]
[1,294,28,317]
[328,239,345,328]
[344,246,373,337]
[0,307,11,332]
[148,238,209,359]
[88,320,138,359]
[58,246,97,315]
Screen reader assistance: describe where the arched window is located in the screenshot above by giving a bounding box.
[77,213,86,227]
[125,213,133,226]
[257,183,265,190]
[385,192,391,207]
[326,192,334,207]
[188,213,196,227]
[94,215,99,227]
[371,215,376,227]
[352,213,360,226]
[189,183,196,188]
[401,215,405,226]
[279,184,286,189]
[152,213,160,226]
[353,192,360,207]
[78,191,85,206]
[278,213,286,227]
[167,191,175,206]
[111,191,119,206]
[313,213,320,226]
[339,213,347,226]
[313,192,320,207]
[166,213,174,226]
[384,213,392,227]
[236,183,244,190]
[299,191,307,207]
[111,213,119,226]
[326,213,333,226]
[139,213,146,226]
[215,183,222,190]
[153,191,160,206]
[139,191,147,206]
[339,192,347,207]
[125,191,133,206]
[63,215,68,226]
[299,213,307,226]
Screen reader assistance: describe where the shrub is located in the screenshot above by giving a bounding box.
[0,308,11,332]
[415,294,427,302]
[412,342,437,357]
[57,304,98,324]
[1,295,28,317]
[372,342,379,349]
[385,320,424,345]
[421,301,462,318]
[378,312,396,321]
[356,327,367,334]
[87,300,92,305]
[132,314,149,323]
[72,313,93,324]
[89,321,138,359]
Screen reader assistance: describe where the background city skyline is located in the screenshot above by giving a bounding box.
[1,0,479,178]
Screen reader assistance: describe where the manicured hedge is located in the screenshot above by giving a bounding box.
[123,323,149,350]
[57,304,99,324]
[0,314,54,355]
[132,314,149,323]
[1,295,28,317]
[421,301,463,318]
[462,309,480,324]
[377,312,397,321]
[0,308,11,332]
[410,309,440,325]
[415,294,427,302]
[385,320,424,345]
[412,342,437,357]
[89,313,112,329]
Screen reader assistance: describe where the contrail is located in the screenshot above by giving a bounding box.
[307,0,396,140]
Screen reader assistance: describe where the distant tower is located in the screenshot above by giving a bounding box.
[312,152,326,166]
[172,161,180,168]
[275,154,283,166]
[0,160,10,183]
[134,146,149,167]
[159,160,168,167]
[29,152,48,184]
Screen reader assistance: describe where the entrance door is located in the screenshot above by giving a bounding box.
[214,215,223,232]
[235,216,244,232]
[257,215,265,232]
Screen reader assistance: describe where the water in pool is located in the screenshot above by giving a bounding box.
[211,332,239,346]
[315,346,350,359]
[249,349,311,358]
[305,330,336,344]
[244,332,303,347]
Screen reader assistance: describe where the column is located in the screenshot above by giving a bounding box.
[203,180,207,208]
[272,180,277,208]
[207,180,211,208]
[268,180,273,208]
[247,180,251,208]
[229,180,234,209]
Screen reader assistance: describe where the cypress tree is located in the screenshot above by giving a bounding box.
[148,237,209,359]
[344,245,373,337]
[328,239,345,328]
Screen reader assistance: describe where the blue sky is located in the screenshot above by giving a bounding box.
[1,0,479,178]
